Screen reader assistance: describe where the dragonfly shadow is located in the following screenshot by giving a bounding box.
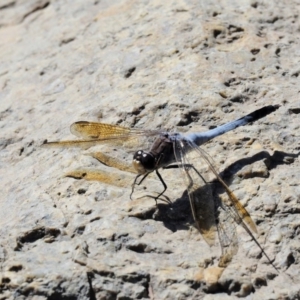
[153,184,221,235]
[152,150,299,237]
[152,191,192,233]
[220,150,299,181]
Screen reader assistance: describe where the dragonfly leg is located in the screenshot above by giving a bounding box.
[135,170,172,206]
[130,173,150,200]
[131,170,171,205]
[153,170,173,205]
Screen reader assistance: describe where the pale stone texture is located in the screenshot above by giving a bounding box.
[0,0,300,299]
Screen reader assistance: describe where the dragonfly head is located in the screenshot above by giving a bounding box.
[133,150,156,174]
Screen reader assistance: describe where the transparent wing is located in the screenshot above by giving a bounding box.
[174,139,218,247]
[191,143,257,234]
[175,138,278,270]
[216,204,238,267]
[43,122,162,150]
[70,122,162,140]
[173,138,244,266]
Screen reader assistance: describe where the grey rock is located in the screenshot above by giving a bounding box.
[0,0,300,299]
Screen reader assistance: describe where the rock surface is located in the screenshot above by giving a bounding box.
[0,0,300,299]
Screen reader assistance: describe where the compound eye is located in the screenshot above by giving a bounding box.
[141,153,155,170]
[133,150,156,173]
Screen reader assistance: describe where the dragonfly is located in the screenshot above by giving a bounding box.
[44,105,280,271]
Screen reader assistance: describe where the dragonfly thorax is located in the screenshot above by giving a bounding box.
[133,150,156,174]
